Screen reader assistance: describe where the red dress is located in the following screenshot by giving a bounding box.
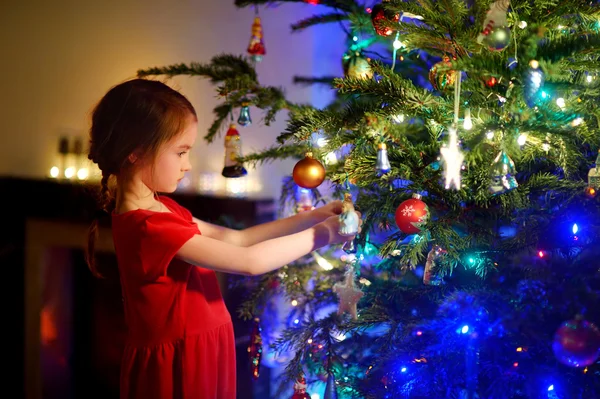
[111,196,236,399]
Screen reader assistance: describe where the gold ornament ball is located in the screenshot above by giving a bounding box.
[293,152,326,189]
[343,52,373,80]
[429,55,457,91]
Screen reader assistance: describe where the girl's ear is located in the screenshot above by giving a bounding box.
[128,149,142,164]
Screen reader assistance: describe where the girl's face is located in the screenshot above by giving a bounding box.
[139,116,197,193]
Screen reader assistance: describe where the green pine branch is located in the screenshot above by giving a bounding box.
[291,12,349,31]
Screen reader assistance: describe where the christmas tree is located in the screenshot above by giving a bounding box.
[138,0,600,397]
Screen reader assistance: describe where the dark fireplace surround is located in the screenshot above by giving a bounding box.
[1,177,275,399]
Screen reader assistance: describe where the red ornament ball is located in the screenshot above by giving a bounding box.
[552,317,600,367]
[395,194,429,234]
[370,3,399,37]
[484,76,498,87]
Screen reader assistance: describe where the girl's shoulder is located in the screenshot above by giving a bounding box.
[112,196,190,220]
[158,196,193,221]
[112,196,196,238]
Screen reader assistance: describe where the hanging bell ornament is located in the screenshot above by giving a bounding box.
[247,16,266,62]
[524,60,544,108]
[290,375,311,399]
[429,55,457,91]
[338,192,360,236]
[247,317,263,380]
[222,124,248,178]
[376,142,391,174]
[342,51,373,80]
[489,150,518,195]
[323,372,339,399]
[588,150,600,189]
[293,152,326,189]
[370,1,399,37]
[237,102,252,127]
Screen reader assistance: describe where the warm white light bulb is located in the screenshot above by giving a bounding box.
[392,114,405,123]
[325,152,338,165]
[50,166,60,178]
[572,117,584,126]
[463,109,473,130]
[64,167,75,179]
[76,168,89,180]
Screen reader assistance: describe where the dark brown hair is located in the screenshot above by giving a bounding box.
[86,78,197,277]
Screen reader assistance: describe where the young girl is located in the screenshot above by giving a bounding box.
[85,79,360,399]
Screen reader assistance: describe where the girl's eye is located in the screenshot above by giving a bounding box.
[178,152,187,157]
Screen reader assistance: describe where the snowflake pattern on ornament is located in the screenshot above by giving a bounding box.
[401,205,415,217]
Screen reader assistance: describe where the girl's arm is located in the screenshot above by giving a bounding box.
[192,200,343,247]
[177,215,350,276]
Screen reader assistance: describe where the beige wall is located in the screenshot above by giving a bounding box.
[0,0,315,199]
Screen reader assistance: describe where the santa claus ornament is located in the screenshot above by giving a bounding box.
[290,375,311,399]
[477,0,511,51]
[395,193,429,234]
[222,124,247,178]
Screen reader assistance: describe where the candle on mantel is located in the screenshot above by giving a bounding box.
[49,136,101,182]
[73,138,89,181]
[63,137,79,180]
[49,137,70,179]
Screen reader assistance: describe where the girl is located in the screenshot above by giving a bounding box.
[85,79,360,399]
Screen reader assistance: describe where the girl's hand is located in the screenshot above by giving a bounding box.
[316,213,363,245]
[312,200,344,222]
